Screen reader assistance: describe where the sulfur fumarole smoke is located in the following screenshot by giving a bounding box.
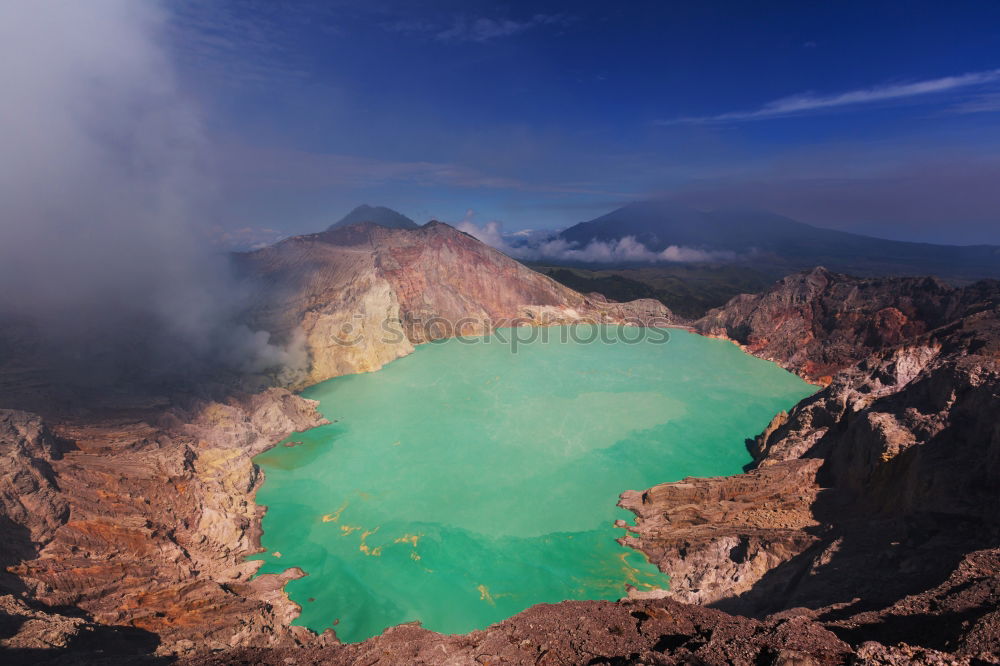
[0,1,306,392]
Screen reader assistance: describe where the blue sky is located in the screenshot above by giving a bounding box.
[165,0,1000,245]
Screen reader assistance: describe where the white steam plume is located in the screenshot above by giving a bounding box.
[0,1,303,386]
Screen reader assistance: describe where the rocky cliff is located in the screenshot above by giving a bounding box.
[692,267,990,383]
[0,223,684,663]
[0,391,337,660]
[2,253,999,663]
[616,268,1000,662]
[236,221,675,387]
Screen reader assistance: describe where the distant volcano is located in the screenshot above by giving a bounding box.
[553,199,1000,281]
[328,204,419,230]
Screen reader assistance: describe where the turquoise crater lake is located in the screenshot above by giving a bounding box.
[251,326,814,642]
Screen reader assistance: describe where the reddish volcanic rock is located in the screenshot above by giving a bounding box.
[180,598,854,666]
[2,239,999,664]
[620,269,1000,663]
[237,221,676,386]
[692,267,987,382]
[2,390,334,657]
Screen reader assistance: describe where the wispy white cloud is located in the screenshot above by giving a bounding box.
[167,1,317,87]
[659,68,1000,124]
[205,224,287,251]
[384,13,571,43]
[437,14,570,43]
[947,92,1000,115]
[521,236,733,263]
[455,216,733,264]
[216,144,631,197]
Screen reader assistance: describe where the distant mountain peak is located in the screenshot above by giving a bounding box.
[328,205,419,230]
[553,199,1000,280]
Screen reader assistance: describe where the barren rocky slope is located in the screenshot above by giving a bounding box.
[693,267,991,383]
[0,391,336,661]
[2,245,998,663]
[0,223,681,662]
[619,268,1000,661]
[236,221,674,387]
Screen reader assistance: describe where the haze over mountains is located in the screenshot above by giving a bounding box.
[315,202,1000,319]
[332,200,1000,286]
[553,200,1000,281]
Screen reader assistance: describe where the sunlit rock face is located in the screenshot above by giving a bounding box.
[692,266,982,383]
[2,389,334,655]
[236,221,677,388]
[626,270,1000,648]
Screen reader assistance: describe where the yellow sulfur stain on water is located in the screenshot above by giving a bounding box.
[394,534,421,546]
[322,501,349,523]
[358,527,383,556]
[618,552,662,589]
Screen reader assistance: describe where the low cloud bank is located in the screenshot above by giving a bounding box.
[0,1,305,389]
[455,219,734,264]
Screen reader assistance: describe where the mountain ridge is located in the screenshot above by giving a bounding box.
[327,204,419,231]
[556,200,1000,281]
[236,220,675,388]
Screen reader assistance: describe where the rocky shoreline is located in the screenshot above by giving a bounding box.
[0,389,338,658]
[1,226,998,664]
[617,267,1000,661]
[0,223,679,661]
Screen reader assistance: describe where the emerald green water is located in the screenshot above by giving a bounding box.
[251,327,813,642]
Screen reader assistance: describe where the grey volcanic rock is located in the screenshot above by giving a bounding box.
[0,411,69,581]
[618,459,825,607]
[826,547,1000,662]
